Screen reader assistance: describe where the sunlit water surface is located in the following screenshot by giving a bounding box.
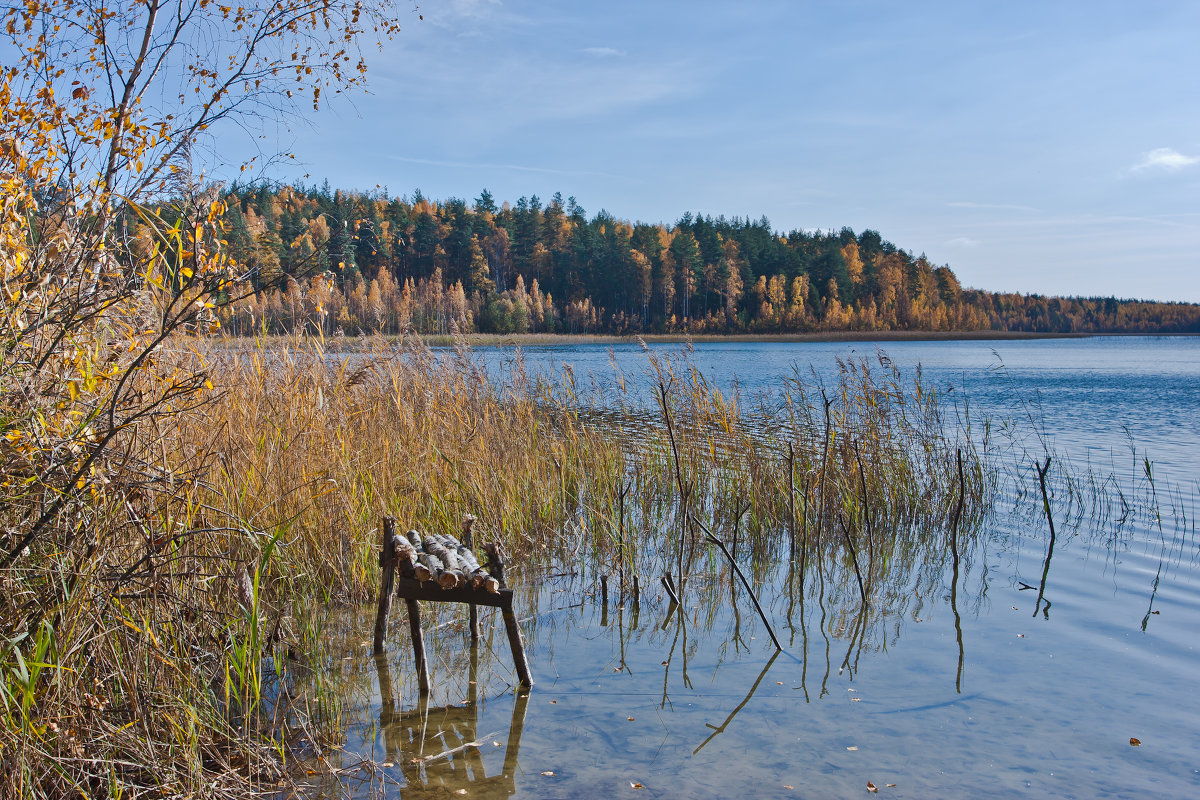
[294,336,1199,799]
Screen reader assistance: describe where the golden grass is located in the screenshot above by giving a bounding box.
[2,332,991,798]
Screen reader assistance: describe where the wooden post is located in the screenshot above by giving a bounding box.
[373,518,399,655]
[406,597,431,695]
[463,515,480,640]
[501,593,533,688]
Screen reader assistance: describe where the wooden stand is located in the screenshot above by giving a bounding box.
[373,517,532,691]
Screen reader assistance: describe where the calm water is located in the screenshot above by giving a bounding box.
[297,336,1200,799]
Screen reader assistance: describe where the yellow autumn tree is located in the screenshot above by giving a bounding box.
[1,0,409,794]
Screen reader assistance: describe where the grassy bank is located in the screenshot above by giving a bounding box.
[1,334,990,798]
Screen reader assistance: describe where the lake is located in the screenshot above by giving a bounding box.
[296,335,1199,799]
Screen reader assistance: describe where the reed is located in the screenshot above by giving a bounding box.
[1,333,995,798]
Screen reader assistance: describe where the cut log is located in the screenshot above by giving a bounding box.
[424,535,464,589]
[405,532,434,582]
[454,542,492,590]
[417,552,442,585]
[393,530,418,579]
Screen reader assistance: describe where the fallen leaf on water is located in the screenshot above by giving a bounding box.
[541,771,555,776]
[867,781,878,793]
[846,746,858,751]
[1130,737,1141,746]
[776,681,783,685]
[627,717,635,721]
[630,782,644,789]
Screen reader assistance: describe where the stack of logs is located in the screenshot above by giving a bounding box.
[374,514,532,690]
[385,525,503,594]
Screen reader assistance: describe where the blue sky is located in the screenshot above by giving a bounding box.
[240,0,1200,302]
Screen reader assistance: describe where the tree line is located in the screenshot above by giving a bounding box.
[182,183,1200,336]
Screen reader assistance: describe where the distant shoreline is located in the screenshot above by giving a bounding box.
[423,330,1096,347]
[216,330,1197,350]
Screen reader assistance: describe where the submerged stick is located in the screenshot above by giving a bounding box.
[853,442,875,594]
[787,442,797,561]
[950,448,965,693]
[693,517,782,652]
[816,388,834,551]
[1033,457,1057,620]
[836,512,869,607]
[660,573,680,606]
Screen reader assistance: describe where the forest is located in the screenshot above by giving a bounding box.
[173,184,1200,336]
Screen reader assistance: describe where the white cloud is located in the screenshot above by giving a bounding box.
[1132,147,1200,172]
[944,237,980,248]
[582,47,624,57]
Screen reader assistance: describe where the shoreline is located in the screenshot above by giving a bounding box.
[422,330,1097,347]
[214,329,1198,350]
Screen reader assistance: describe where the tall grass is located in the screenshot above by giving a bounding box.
[1,333,993,798]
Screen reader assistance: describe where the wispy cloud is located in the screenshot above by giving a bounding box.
[944,236,980,248]
[582,46,624,57]
[1131,147,1200,172]
[948,201,1037,212]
